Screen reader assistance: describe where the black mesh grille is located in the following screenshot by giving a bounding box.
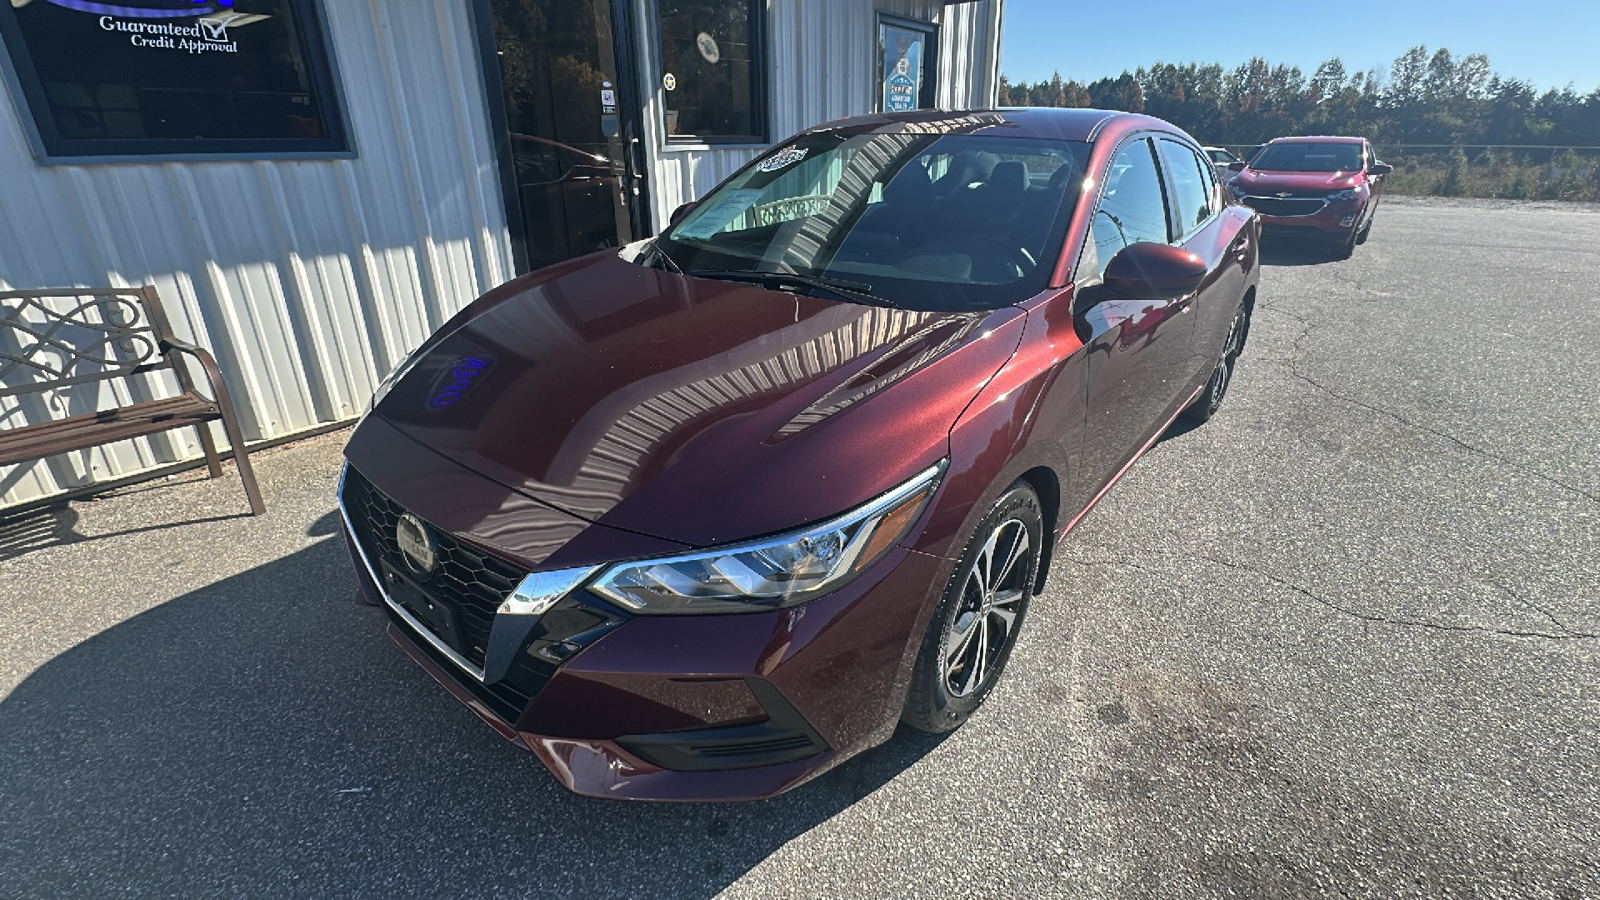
[1243,196,1326,218]
[341,467,527,669]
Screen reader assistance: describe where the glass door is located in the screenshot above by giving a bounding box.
[487,0,648,272]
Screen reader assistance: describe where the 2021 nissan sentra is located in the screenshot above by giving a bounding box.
[1225,135,1391,258]
[338,107,1261,801]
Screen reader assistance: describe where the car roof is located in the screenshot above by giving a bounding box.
[1265,135,1366,144]
[812,107,1177,143]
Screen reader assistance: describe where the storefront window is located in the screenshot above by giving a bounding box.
[0,0,347,159]
[878,16,936,113]
[656,0,764,143]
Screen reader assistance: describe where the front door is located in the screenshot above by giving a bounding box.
[1074,136,1197,506]
[485,0,649,273]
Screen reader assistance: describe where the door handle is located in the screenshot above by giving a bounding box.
[626,138,643,188]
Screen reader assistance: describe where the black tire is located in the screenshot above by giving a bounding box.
[1181,300,1249,424]
[1355,201,1377,245]
[1330,229,1356,260]
[902,482,1044,733]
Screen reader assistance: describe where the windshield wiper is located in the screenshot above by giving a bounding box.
[645,239,685,274]
[686,270,895,307]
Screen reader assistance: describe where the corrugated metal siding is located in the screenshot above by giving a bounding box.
[0,0,1002,510]
[639,0,1003,221]
[0,0,512,509]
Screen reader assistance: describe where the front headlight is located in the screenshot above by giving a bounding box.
[1327,188,1360,201]
[589,461,947,614]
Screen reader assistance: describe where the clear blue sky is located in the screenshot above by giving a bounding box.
[1000,0,1600,94]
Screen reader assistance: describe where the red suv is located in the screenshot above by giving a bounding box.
[1226,136,1391,258]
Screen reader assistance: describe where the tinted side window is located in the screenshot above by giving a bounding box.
[1090,138,1169,276]
[1157,139,1213,236]
[1196,146,1220,212]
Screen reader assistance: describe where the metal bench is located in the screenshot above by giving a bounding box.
[0,286,264,515]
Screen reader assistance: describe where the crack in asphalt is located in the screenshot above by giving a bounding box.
[1319,265,1399,299]
[1063,551,1597,641]
[1485,578,1594,639]
[1255,301,1600,506]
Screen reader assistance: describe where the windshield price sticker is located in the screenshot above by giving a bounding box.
[758,146,808,173]
[674,189,763,240]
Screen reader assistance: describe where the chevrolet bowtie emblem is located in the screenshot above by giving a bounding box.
[1275,192,1293,198]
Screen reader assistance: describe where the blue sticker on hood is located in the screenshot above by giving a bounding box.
[427,356,495,409]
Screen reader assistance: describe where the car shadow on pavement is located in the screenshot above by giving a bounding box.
[0,533,948,898]
[1259,236,1339,267]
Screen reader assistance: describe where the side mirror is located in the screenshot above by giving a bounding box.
[1227,161,1246,172]
[1368,162,1393,177]
[1102,242,1207,302]
[670,201,698,224]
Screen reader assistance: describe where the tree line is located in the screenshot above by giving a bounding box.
[999,47,1600,148]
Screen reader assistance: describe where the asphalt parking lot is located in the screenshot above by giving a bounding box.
[2,197,1596,899]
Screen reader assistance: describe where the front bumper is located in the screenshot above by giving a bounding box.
[1239,195,1362,239]
[343,463,950,801]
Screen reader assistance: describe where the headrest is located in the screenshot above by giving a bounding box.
[884,161,933,202]
[985,160,1028,195]
[934,150,999,193]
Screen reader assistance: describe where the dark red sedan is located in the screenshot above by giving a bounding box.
[339,107,1261,801]
[1225,135,1391,258]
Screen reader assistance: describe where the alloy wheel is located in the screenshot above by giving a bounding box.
[1204,307,1246,414]
[944,517,1034,698]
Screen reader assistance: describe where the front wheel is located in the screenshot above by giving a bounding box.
[902,482,1043,733]
[1355,201,1377,245]
[1330,228,1356,260]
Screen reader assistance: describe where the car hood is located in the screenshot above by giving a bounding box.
[1233,168,1363,195]
[373,251,1025,548]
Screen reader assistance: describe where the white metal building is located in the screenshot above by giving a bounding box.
[0,0,1002,510]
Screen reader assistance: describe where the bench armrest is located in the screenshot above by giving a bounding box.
[159,340,251,450]
[159,338,227,402]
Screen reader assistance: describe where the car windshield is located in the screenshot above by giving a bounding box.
[653,132,1091,311]
[1250,142,1363,173]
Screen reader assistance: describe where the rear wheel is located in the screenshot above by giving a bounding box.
[902,483,1043,733]
[1182,301,1249,424]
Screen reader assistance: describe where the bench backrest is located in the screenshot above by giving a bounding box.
[0,286,188,401]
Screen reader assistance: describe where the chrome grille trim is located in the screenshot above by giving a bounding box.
[337,462,489,683]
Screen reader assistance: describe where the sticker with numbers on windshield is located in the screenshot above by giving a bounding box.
[758,146,808,173]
